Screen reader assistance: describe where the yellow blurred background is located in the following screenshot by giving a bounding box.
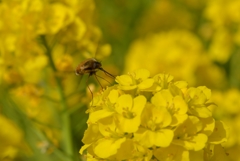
[0,0,240,160]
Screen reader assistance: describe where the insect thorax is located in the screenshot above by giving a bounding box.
[75,58,102,75]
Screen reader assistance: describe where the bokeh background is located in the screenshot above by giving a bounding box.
[0,0,240,161]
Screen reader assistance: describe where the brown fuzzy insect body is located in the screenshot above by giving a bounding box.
[75,58,115,78]
[75,57,115,100]
[75,58,115,104]
[75,58,102,76]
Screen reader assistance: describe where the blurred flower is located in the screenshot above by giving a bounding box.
[212,89,240,115]
[0,0,103,86]
[125,30,201,84]
[0,0,105,160]
[0,115,24,160]
[125,30,228,89]
[207,28,233,64]
[136,0,198,35]
[80,69,229,160]
[211,88,240,161]
[204,0,240,63]
[116,68,154,91]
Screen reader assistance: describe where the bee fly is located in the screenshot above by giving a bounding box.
[75,58,115,101]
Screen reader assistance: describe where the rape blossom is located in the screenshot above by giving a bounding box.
[80,69,229,161]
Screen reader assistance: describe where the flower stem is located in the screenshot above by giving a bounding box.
[41,36,74,160]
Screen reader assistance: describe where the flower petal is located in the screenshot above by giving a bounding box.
[173,133,208,151]
[94,137,126,158]
[208,121,228,144]
[108,89,119,104]
[133,68,150,80]
[154,145,189,161]
[115,94,133,114]
[135,128,174,147]
[116,75,133,86]
[138,78,154,90]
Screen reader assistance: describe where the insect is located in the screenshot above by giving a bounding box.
[75,58,115,101]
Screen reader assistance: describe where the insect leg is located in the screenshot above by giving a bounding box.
[94,73,104,90]
[86,74,94,106]
[95,74,112,84]
[99,68,115,79]
[77,74,84,91]
[66,73,83,99]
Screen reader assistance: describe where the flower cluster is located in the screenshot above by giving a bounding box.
[124,30,226,89]
[0,0,108,87]
[80,69,229,160]
[0,0,106,160]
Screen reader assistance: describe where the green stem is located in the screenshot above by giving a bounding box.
[41,36,74,160]
[1,89,71,161]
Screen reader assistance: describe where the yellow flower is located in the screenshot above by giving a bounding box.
[208,121,228,144]
[153,144,189,161]
[212,88,240,115]
[0,115,24,159]
[153,73,174,90]
[82,118,127,159]
[20,55,48,83]
[203,144,230,161]
[115,94,146,133]
[134,103,174,147]
[204,0,240,65]
[80,69,229,160]
[207,28,233,64]
[125,30,203,86]
[0,0,109,160]
[0,0,101,85]
[116,68,154,91]
[173,116,208,151]
[185,86,214,118]
[152,89,188,126]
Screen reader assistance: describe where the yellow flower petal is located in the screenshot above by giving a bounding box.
[117,115,141,133]
[200,117,215,136]
[208,121,228,144]
[82,124,101,144]
[188,105,212,118]
[132,68,150,80]
[188,87,208,104]
[154,145,189,161]
[171,114,188,126]
[117,95,146,133]
[173,96,188,114]
[48,3,74,34]
[88,110,114,124]
[79,144,91,155]
[204,144,230,161]
[151,89,173,107]
[115,94,133,114]
[135,128,174,147]
[198,86,211,100]
[132,95,147,115]
[153,105,172,128]
[116,75,137,90]
[115,139,135,160]
[173,133,208,151]
[108,89,119,104]
[138,78,154,90]
[94,137,126,158]
[116,75,133,86]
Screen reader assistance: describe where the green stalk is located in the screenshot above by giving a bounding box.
[41,36,74,160]
[1,87,71,161]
